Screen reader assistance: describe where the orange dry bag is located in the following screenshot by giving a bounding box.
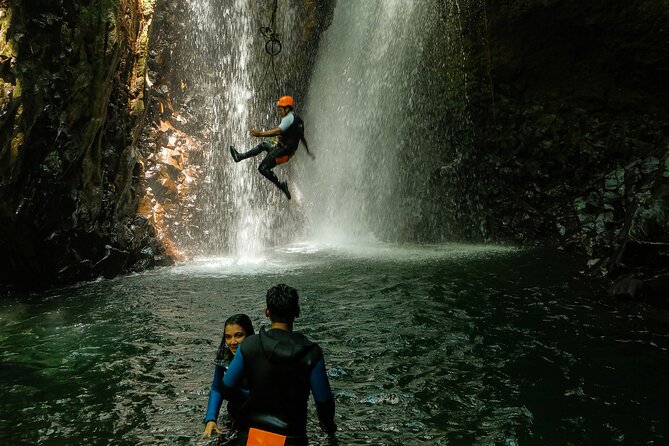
[246,427,287,446]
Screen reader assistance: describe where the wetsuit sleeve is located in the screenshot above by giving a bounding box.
[310,357,337,435]
[219,348,245,400]
[310,358,333,402]
[278,113,294,132]
[204,364,225,423]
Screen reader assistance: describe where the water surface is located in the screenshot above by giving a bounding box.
[1,243,668,445]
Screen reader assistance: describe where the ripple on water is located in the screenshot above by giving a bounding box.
[2,245,669,445]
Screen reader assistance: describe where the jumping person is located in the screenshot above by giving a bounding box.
[202,314,255,439]
[229,96,314,200]
[215,284,336,445]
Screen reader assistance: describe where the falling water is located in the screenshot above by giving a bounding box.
[176,0,473,255]
[181,0,299,258]
[294,0,474,243]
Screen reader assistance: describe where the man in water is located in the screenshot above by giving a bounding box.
[216,284,337,445]
[229,95,314,200]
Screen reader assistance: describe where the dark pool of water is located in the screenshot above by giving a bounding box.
[1,243,668,445]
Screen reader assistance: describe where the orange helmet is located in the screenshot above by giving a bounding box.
[277,95,295,108]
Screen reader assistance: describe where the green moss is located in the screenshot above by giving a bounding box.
[0,7,13,52]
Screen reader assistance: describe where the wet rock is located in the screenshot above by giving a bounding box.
[628,198,669,245]
[610,271,669,308]
[456,0,669,305]
[93,245,130,279]
[0,0,164,288]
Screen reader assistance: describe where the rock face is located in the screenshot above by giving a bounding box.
[453,0,669,305]
[0,0,172,289]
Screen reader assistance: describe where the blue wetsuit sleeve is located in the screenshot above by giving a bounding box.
[310,357,333,402]
[311,357,337,435]
[223,348,245,389]
[278,113,294,132]
[204,365,225,422]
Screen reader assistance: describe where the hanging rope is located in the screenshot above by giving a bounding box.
[257,0,282,92]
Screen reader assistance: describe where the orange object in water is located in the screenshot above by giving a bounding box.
[246,427,287,446]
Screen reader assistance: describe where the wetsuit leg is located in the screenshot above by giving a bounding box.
[236,141,273,161]
[258,155,281,187]
[258,153,291,199]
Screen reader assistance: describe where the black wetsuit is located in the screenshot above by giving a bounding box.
[276,112,304,155]
[235,112,304,189]
[218,327,336,444]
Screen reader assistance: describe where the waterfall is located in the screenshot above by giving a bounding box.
[172,0,472,256]
[181,0,299,258]
[294,0,473,244]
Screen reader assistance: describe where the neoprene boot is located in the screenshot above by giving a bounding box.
[258,158,291,200]
[229,145,241,162]
[278,181,291,200]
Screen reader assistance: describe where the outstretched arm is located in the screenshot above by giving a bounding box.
[301,136,315,160]
[201,365,225,438]
[249,127,281,137]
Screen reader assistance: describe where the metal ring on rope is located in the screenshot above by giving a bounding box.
[257,0,282,90]
[260,26,282,56]
[265,37,281,56]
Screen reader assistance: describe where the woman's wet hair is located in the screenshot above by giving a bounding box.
[215,313,255,363]
[266,284,300,323]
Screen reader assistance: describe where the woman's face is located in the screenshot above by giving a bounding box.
[224,323,247,355]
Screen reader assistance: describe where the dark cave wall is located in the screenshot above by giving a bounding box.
[0,0,170,289]
[456,0,669,304]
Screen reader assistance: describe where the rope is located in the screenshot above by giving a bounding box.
[257,0,282,93]
[270,0,278,29]
[257,52,281,92]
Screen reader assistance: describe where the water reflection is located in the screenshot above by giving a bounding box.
[1,245,668,445]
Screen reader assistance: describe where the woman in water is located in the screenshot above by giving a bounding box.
[202,313,255,439]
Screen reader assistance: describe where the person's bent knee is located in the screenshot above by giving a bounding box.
[259,158,276,173]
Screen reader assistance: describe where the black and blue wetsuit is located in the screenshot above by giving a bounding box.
[232,112,304,193]
[204,360,249,425]
[216,327,336,444]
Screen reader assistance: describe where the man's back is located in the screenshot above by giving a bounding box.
[237,327,323,436]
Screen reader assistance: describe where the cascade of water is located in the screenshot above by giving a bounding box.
[174,0,471,255]
[182,0,297,258]
[294,0,473,244]
[293,0,419,243]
